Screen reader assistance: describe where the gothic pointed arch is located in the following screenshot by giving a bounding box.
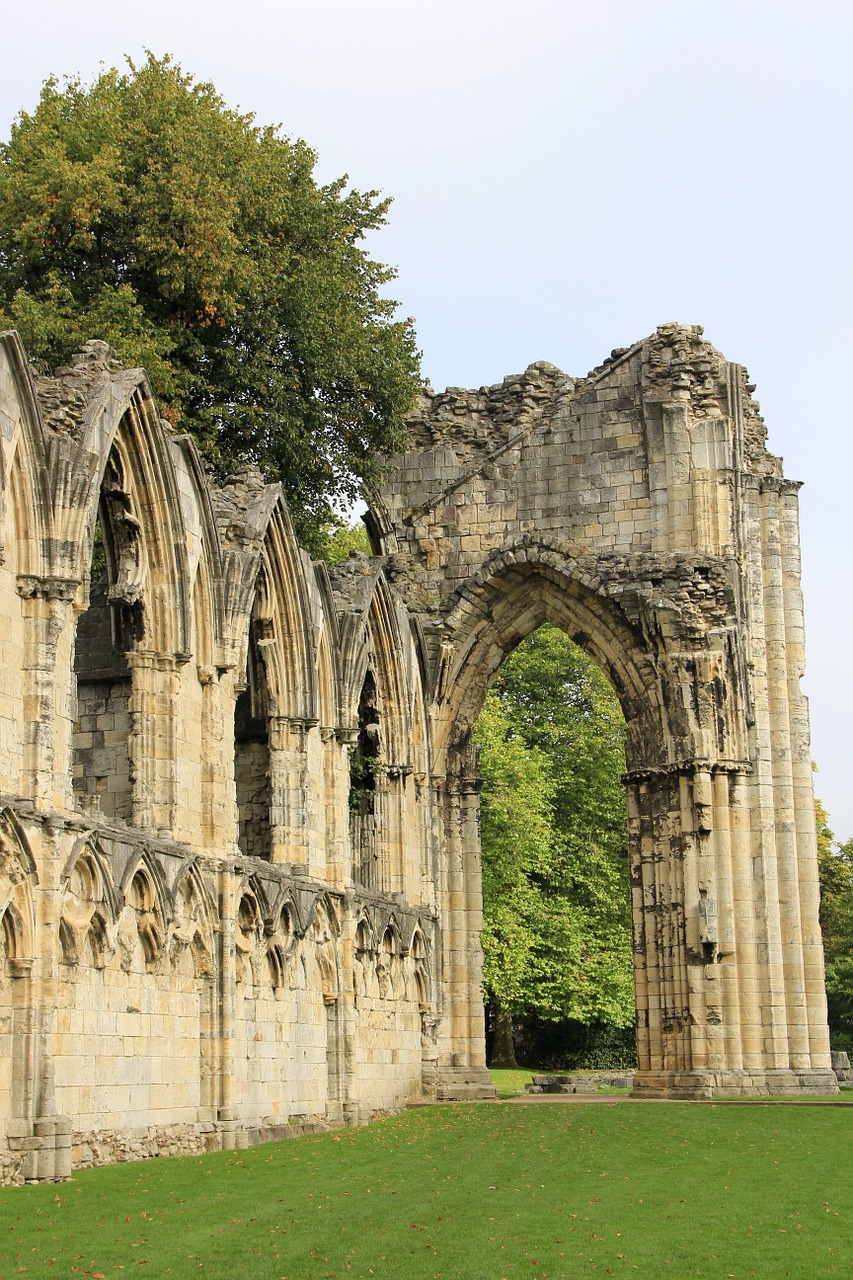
[169,860,217,978]
[431,537,675,771]
[0,809,37,965]
[171,434,226,665]
[120,854,171,967]
[59,834,119,969]
[0,332,51,581]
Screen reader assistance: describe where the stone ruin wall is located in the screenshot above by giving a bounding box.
[0,322,837,1183]
[375,323,832,1102]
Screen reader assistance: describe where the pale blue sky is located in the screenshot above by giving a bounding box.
[3,0,852,836]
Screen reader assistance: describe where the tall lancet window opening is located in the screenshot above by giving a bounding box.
[350,671,381,889]
[234,606,273,861]
[72,451,141,822]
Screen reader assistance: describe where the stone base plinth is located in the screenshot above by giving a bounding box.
[632,1067,840,1099]
[434,1065,496,1101]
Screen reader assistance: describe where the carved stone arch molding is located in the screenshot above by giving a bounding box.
[306,893,341,1000]
[59,835,120,970]
[169,860,217,979]
[234,875,270,988]
[432,540,673,770]
[117,852,171,971]
[266,894,298,990]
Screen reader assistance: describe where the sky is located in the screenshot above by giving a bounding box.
[2,0,852,837]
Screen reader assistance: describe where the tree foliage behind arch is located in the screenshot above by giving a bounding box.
[0,54,421,548]
[474,624,634,1065]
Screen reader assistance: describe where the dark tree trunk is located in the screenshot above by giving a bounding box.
[489,1001,518,1068]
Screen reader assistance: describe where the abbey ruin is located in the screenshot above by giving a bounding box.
[0,321,836,1184]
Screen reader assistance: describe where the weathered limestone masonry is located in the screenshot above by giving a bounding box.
[374,322,834,1104]
[0,322,835,1182]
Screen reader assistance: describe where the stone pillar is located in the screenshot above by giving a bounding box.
[432,748,494,1100]
[629,771,691,1089]
[779,482,832,1068]
[5,817,73,1182]
[127,650,179,832]
[15,577,78,811]
[216,869,238,1150]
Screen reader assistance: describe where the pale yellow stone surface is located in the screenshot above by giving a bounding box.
[0,324,838,1185]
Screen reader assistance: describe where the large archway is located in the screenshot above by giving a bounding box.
[375,323,834,1098]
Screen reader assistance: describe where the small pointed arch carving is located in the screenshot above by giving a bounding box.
[307,892,341,942]
[60,835,118,969]
[307,893,342,999]
[235,879,268,986]
[169,861,216,979]
[0,809,37,964]
[352,913,376,999]
[376,922,400,1000]
[265,893,298,989]
[354,914,376,958]
[121,856,169,967]
[84,908,112,970]
[409,923,430,962]
[59,916,78,967]
[267,943,287,989]
[62,835,120,916]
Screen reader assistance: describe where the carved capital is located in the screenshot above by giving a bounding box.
[16,574,79,602]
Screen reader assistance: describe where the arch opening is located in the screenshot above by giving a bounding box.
[71,448,145,822]
[349,670,381,889]
[473,622,634,1073]
[234,594,273,862]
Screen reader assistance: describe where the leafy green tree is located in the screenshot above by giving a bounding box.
[474,625,634,1068]
[0,55,421,548]
[816,797,853,1054]
[316,517,372,566]
[476,694,557,1066]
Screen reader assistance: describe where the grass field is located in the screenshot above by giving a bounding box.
[2,1100,851,1279]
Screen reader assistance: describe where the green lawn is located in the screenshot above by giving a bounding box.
[2,1102,851,1279]
[489,1067,538,1099]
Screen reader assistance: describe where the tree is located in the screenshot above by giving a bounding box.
[0,55,421,549]
[473,625,634,1068]
[316,517,372,566]
[816,796,853,1054]
[475,693,557,1066]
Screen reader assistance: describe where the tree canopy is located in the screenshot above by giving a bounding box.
[0,55,421,548]
[816,796,853,1055]
[473,625,634,1066]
